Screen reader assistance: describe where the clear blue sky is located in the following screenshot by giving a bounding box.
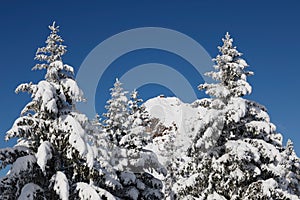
[0,0,299,171]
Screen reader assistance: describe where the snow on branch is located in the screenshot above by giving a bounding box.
[51,171,69,200]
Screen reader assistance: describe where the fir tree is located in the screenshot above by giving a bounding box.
[199,32,253,100]
[0,22,115,199]
[119,89,151,150]
[100,84,166,199]
[102,79,129,146]
[151,127,180,200]
[175,33,300,199]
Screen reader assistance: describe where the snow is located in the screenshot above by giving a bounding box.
[144,97,184,127]
[246,121,272,134]
[224,140,260,162]
[46,98,58,114]
[136,179,146,190]
[227,97,247,123]
[35,80,59,114]
[6,116,37,141]
[141,187,163,199]
[250,107,270,121]
[196,126,222,150]
[61,78,84,102]
[49,60,74,75]
[173,173,199,192]
[119,171,136,185]
[20,101,36,116]
[137,150,167,175]
[63,64,74,74]
[144,96,202,155]
[76,182,101,200]
[18,183,43,200]
[207,191,227,200]
[0,146,31,169]
[92,184,116,200]
[230,167,244,182]
[205,83,231,98]
[2,26,300,200]
[249,139,281,163]
[36,141,52,173]
[61,114,94,168]
[125,186,139,200]
[51,171,69,200]
[9,155,36,177]
[147,174,164,189]
[261,178,278,197]
[147,133,177,167]
[62,115,87,154]
[103,173,122,189]
[86,144,95,169]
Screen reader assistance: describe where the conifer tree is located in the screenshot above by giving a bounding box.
[100,84,166,199]
[119,89,151,150]
[102,79,129,146]
[175,33,300,199]
[0,22,115,199]
[199,32,253,100]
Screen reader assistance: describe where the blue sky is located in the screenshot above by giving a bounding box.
[0,0,299,175]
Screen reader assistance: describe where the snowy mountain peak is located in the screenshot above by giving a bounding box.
[144,96,184,127]
[144,96,206,154]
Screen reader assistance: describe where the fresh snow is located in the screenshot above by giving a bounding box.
[61,78,84,102]
[17,183,43,200]
[207,191,227,200]
[119,171,136,185]
[51,171,69,200]
[144,96,204,154]
[1,25,300,200]
[9,155,36,177]
[36,141,52,173]
[61,114,94,168]
[76,182,101,200]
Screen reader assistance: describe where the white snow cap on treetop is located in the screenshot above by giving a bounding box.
[199,32,253,99]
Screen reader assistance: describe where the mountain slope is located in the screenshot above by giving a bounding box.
[144,96,202,154]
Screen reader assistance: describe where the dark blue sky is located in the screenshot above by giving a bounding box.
[0,0,299,169]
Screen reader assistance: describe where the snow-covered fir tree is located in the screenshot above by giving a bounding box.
[102,79,129,146]
[119,89,151,150]
[121,89,166,175]
[280,140,300,196]
[0,22,116,199]
[174,32,300,199]
[99,84,166,199]
[151,126,180,200]
[199,32,253,101]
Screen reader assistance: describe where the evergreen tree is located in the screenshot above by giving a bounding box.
[121,89,166,174]
[102,79,129,146]
[175,33,300,199]
[279,140,300,196]
[100,85,166,199]
[151,126,180,200]
[199,32,253,101]
[0,22,115,199]
[119,89,151,150]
